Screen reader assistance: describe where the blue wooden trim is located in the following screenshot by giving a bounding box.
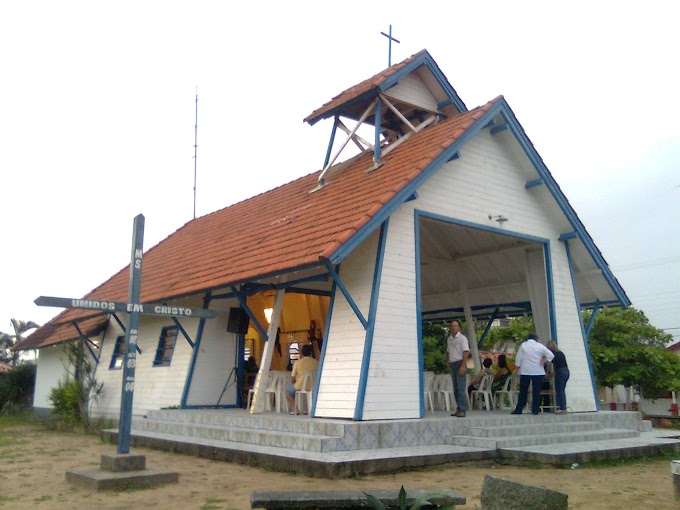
[111,314,134,354]
[585,302,601,338]
[323,117,339,169]
[322,259,368,329]
[240,283,274,295]
[525,178,545,189]
[563,240,600,409]
[490,123,508,135]
[559,232,578,241]
[422,301,532,316]
[405,191,418,202]
[581,299,618,309]
[544,242,558,342]
[111,313,126,333]
[355,220,389,420]
[380,52,467,113]
[73,321,99,364]
[170,316,194,348]
[111,313,141,354]
[437,98,454,109]
[414,211,425,417]
[499,99,630,306]
[417,209,551,245]
[374,98,382,164]
[230,285,268,339]
[310,265,339,417]
[213,272,328,301]
[478,308,500,348]
[279,273,329,288]
[208,290,237,300]
[284,287,332,297]
[329,104,499,264]
[181,292,212,408]
[447,151,460,162]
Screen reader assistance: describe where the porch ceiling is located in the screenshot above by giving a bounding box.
[419,217,538,321]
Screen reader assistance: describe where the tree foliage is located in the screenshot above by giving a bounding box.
[586,307,679,396]
[0,364,36,413]
[0,319,39,366]
[422,322,449,374]
[479,316,534,351]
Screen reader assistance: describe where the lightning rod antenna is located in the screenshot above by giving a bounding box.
[193,87,198,219]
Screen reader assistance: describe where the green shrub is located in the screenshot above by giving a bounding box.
[49,378,84,426]
[0,364,36,413]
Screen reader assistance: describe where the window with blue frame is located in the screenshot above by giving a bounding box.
[109,335,126,370]
[153,326,178,367]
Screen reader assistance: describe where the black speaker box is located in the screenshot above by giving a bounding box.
[227,307,250,334]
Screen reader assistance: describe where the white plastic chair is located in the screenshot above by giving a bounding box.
[423,371,435,412]
[263,371,289,413]
[470,373,494,411]
[494,373,516,410]
[435,374,454,411]
[294,371,315,415]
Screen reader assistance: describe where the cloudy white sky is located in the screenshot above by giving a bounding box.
[1,1,678,342]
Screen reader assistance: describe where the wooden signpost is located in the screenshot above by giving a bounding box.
[36,214,216,455]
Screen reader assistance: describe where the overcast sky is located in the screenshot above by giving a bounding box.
[1,1,678,342]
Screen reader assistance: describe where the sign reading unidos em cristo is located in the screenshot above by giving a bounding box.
[34,296,217,319]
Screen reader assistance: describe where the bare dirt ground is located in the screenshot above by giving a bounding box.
[1,422,678,509]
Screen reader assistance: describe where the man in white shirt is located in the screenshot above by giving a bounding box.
[511,334,555,415]
[446,319,470,417]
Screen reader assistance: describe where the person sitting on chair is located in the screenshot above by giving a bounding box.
[285,344,318,415]
[492,354,511,394]
[467,358,494,397]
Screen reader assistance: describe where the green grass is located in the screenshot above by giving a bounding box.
[583,449,678,469]
[0,412,35,428]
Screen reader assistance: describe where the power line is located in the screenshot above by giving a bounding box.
[613,255,680,272]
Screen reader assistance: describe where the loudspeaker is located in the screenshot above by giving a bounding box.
[227,307,250,334]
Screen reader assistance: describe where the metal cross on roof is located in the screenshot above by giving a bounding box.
[380,25,400,67]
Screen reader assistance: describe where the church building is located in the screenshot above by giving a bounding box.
[17,49,629,421]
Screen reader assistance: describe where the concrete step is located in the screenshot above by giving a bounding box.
[143,410,346,436]
[445,428,640,449]
[134,418,343,452]
[467,420,602,438]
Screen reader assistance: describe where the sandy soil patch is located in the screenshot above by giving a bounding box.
[0,424,677,509]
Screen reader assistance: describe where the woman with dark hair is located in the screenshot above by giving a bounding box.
[492,354,511,394]
[547,340,570,414]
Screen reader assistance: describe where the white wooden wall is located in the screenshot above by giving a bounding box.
[33,344,72,411]
[314,231,378,418]
[91,314,200,419]
[412,129,597,411]
[383,73,439,112]
[362,206,420,419]
[184,299,238,407]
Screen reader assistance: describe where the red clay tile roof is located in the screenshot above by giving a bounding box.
[16,315,109,351]
[304,50,428,125]
[18,96,501,350]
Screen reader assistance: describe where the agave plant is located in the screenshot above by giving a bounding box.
[363,485,456,510]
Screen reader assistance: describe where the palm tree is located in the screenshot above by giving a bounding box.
[0,319,39,367]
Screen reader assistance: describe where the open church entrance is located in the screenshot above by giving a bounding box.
[238,291,330,407]
[418,214,554,364]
